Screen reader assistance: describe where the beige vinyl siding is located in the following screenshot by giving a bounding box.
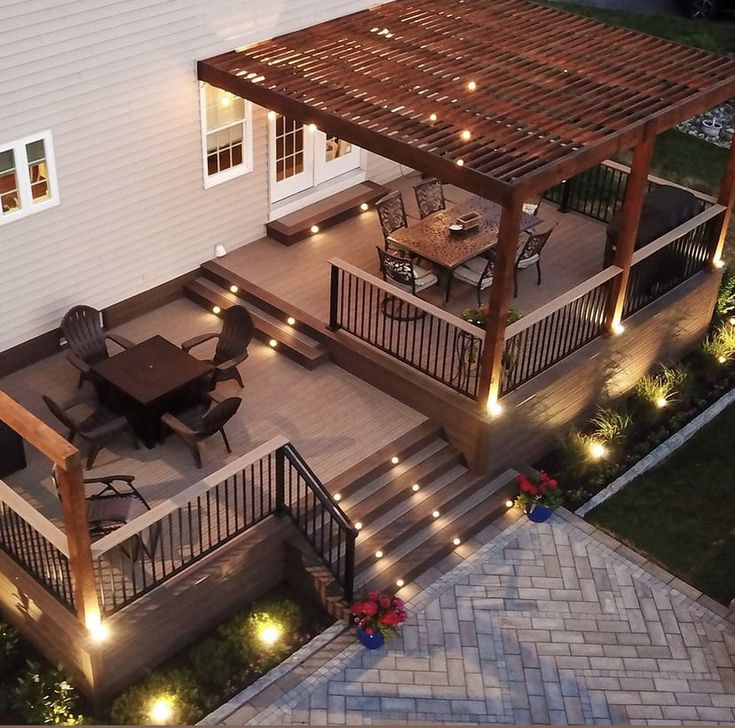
[0,0,391,352]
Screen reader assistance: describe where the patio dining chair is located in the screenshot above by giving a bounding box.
[43,391,139,469]
[413,177,446,219]
[181,304,254,389]
[514,226,556,298]
[376,246,437,320]
[161,393,242,468]
[61,305,134,387]
[375,190,411,255]
[452,253,496,306]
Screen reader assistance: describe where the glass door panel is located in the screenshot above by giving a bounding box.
[314,132,361,184]
[269,114,313,202]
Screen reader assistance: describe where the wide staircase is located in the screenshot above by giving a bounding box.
[291,421,518,618]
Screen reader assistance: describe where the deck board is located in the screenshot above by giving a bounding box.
[0,299,425,525]
[218,172,607,324]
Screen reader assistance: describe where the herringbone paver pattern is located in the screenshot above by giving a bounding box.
[239,516,735,725]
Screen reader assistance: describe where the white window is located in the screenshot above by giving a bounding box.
[200,82,253,187]
[0,130,59,225]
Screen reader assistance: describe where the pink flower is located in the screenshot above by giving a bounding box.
[393,597,404,608]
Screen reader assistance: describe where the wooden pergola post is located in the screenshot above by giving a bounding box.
[54,457,101,629]
[477,198,523,413]
[0,391,100,628]
[604,133,657,333]
[712,131,735,265]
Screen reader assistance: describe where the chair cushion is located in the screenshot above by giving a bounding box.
[453,264,493,289]
[517,254,539,269]
[88,496,148,531]
[522,202,538,216]
[463,256,491,275]
[386,265,438,293]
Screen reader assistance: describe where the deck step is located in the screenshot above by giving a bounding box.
[356,469,519,593]
[266,181,389,246]
[184,278,329,370]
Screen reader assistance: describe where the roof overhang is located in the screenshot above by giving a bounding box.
[199,0,735,206]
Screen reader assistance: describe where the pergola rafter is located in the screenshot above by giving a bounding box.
[199,0,735,201]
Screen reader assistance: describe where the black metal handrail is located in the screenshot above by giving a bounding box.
[329,258,485,400]
[91,436,355,615]
[623,207,724,319]
[279,444,356,602]
[0,486,75,610]
[500,268,620,397]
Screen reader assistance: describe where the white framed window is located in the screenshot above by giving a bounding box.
[200,82,253,188]
[0,130,59,225]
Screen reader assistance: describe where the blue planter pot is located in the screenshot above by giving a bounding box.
[525,504,554,523]
[356,628,384,649]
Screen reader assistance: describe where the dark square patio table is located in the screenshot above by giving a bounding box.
[388,196,541,301]
[91,335,213,449]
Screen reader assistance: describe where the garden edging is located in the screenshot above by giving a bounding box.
[575,384,735,518]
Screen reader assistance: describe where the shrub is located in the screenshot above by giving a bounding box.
[635,364,690,409]
[590,407,632,443]
[12,660,83,725]
[189,637,239,691]
[715,266,735,319]
[110,669,200,726]
[0,621,19,678]
[703,322,735,365]
[558,431,608,479]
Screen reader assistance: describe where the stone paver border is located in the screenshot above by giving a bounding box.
[576,384,735,517]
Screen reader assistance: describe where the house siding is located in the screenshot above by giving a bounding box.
[0,0,392,352]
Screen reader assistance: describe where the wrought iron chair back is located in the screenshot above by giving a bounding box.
[376,247,417,293]
[414,177,446,219]
[517,227,553,264]
[375,191,408,244]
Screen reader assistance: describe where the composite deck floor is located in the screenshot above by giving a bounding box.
[220,172,608,324]
[0,299,425,526]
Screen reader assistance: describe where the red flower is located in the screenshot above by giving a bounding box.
[367,591,379,602]
[379,595,392,609]
[548,479,558,488]
[363,601,378,616]
[527,485,539,496]
[351,602,365,615]
[379,611,400,626]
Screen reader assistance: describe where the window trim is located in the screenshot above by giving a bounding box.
[199,81,253,188]
[0,130,59,225]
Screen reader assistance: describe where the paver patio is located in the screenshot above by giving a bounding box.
[220,511,735,725]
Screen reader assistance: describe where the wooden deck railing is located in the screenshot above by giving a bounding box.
[328,258,485,399]
[623,204,726,319]
[544,159,716,224]
[499,266,622,397]
[91,436,356,615]
[0,479,75,609]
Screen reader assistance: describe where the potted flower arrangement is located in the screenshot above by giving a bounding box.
[351,591,408,649]
[514,471,563,523]
[460,305,522,328]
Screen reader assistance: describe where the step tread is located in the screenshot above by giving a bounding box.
[355,469,518,590]
[324,421,442,500]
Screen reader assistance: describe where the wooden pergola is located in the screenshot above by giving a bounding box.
[199,0,735,412]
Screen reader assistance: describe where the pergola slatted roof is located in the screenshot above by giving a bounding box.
[199,0,735,203]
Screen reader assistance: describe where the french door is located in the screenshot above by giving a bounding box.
[269,114,361,203]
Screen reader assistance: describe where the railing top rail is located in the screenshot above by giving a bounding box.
[90,435,289,557]
[631,204,726,266]
[601,159,718,205]
[329,258,484,338]
[0,390,78,469]
[0,478,69,556]
[504,265,622,339]
[282,443,354,533]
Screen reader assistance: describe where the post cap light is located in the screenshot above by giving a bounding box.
[487,400,503,418]
[714,257,725,269]
[611,322,625,336]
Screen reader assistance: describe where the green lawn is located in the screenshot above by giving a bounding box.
[543,2,735,52]
[588,403,735,605]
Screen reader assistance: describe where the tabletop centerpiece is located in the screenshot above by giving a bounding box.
[514,471,563,523]
[351,591,408,649]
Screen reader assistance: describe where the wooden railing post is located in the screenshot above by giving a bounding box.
[54,456,101,629]
[558,178,571,213]
[328,265,341,331]
[713,132,735,265]
[603,132,657,333]
[477,198,523,414]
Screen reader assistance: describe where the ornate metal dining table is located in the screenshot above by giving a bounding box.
[388,196,541,302]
